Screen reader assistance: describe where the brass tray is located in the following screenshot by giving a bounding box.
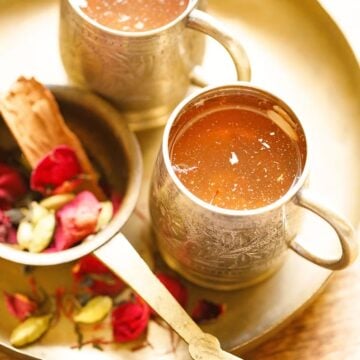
[0,0,360,359]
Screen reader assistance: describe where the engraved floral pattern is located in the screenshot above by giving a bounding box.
[59,1,203,119]
[150,155,302,287]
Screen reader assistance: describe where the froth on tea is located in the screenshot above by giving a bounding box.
[78,0,190,32]
[169,92,306,210]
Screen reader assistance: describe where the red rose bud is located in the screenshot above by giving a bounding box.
[89,277,125,296]
[156,272,188,308]
[191,299,225,324]
[0,210,17,244]
[54,191,101,250]
[112,297,150,343]
[72,254,125,296]
[0,163,27,209]
[4,292,37,321]
[30,145,83,195]
[73,254,111,278]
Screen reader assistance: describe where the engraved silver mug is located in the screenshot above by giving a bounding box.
[59,0,251,131]
[149,83,358,290]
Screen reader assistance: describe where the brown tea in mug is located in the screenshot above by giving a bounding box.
[79,0,189,32]
[170,92,306,210]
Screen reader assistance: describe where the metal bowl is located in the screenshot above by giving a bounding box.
[0,85,143,265]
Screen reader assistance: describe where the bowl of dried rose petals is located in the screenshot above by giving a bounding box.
[0,77,142,265]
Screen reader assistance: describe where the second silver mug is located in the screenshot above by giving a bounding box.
[149,83,358,290]
[59,0,251,130]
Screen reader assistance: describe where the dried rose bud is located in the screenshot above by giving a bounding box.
[72,254,125,296]
[73,254,111,276]
[88,275,125,297]
[0,163,27,210]
[4,292,38,321]
[54,191,101,250]
[156,272,188,309]
[191,299,225,324]
[0,210,17,244]
[111,296,150,343]
[30,145,83,195]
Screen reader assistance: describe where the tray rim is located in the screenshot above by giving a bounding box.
[0,0,359,358]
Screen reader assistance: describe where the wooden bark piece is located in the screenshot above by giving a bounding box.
[0,77,105,200]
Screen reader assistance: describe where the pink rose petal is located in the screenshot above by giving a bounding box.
[54,191,101,250]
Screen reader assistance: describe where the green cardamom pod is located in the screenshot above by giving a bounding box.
[73,296,112,324]
[17,221,33,250]
[29,213,56,253]
[10,315,52,348]
[40,193,75,211]
[30,202,49,225]
[96,201,113,231]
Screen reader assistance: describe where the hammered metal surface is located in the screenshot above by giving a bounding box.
[0,0,359,358]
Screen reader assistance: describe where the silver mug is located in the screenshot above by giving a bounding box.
[149,83,358,290]
[59,0,251,131]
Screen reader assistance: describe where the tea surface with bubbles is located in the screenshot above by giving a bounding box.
[79,0,189,32]
[170,99,304,210]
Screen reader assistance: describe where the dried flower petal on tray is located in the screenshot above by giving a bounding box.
[3,255,226,349]
[191,299,226,324]
[0,163,27,210]
[30,145,83,196]
[111,296,150,343]
[156,272,188,309]
[54,191,101,250]
[73,254,111,276]
[3,292,38,321]
[72,254,125,296]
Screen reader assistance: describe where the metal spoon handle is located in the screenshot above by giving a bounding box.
[94,233,243,359]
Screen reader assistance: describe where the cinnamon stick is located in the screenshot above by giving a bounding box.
[0,77,105,200]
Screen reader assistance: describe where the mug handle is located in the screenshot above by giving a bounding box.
[290,188,358,270]
[186,9,251,85]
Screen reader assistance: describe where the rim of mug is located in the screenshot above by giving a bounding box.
[67,0,198,38]
[162,82,310,217]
